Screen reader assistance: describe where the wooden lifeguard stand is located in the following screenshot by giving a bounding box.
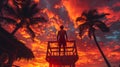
[46,40,78,67]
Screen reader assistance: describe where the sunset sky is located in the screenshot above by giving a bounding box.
[2,0,120,67]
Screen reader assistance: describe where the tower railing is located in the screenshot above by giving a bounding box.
[46,40,78,57]
[46,40,78,67]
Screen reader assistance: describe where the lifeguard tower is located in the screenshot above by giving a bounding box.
[46,40,78,67]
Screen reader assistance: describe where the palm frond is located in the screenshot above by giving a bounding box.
[0,26,34,60]
[30,4,39,16]
[78,23,89,38]
[0,0,8,15]
[22,0,31,7]
[94,13,110,19]
[13,0,19,6]
[30,17,47,24]
[0,16,17,24]
[95,21,110,32]
[13,0,31,7]
[0,0,8,9]
[0,11,3,16]
[76,17,85,22]
[16,41,34,60]
[4,4,17,17]
[88,27,95,38]
[11,22,24,35]
[30,3,38,11]
[26,25,35,38]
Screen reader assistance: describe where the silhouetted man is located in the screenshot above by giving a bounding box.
[57,25,68,56]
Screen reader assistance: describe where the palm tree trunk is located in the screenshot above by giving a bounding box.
[93,32,111,67]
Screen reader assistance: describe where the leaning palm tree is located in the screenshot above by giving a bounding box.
[0,26,34,67]
[76,9,111,67]
[0,0,47,38]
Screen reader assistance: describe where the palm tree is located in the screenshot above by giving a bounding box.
[0,26,34,67]
[0,0,47,38]
[76,9,111,67]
